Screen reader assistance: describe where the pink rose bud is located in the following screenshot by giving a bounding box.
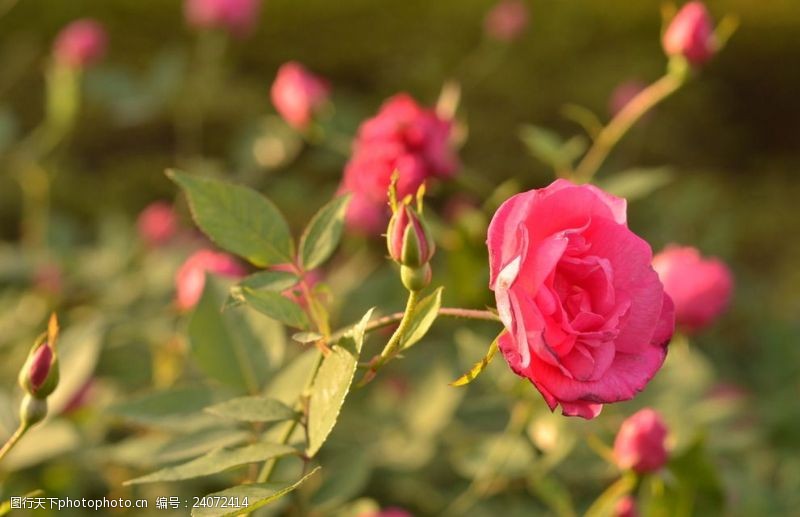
[488,180,675,418]
[662,2,716,66]
[386,203,435,269]
[137,201,178,247]
[613,408,669,473]
[19,342,59,399]
[615,496,639,517]
[608,80,647,117]
[652,245,733,333]
[484,0,529,42]
[53,19,107,69]
[176,249,246,311]
[270,62,331,130]
[185,0,261,37]
[339,94,458,234]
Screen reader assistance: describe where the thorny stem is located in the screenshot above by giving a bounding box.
[572,70,687,183]
[0,424,29,464]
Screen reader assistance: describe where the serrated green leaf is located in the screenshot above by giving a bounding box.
[292,331,323,344]
[234,287,309,330]
[191,467,321,517]
[299,194,351,270]
[205,396,297,423]
[450,334,500,386]
[400,287,443,351]
[168,170,293,266]
[307,309,373,457]
[189,278,271,394]
[124,442,297,485]
[238,270,299,291]
[597,167,674,201]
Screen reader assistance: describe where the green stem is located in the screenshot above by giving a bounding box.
[573,70,687,183]
[0,424,28,464]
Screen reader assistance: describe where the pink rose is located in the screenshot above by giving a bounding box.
[662,2,715,66]
[487,180,675,418]
[608,80,646,117]
[614,495,639,517]
[185,0,261,37]
[613,408,669,473]
[270,62,330,130]
[137,201,178,247]
[484,0,529,42]
[53,19,107,69]
[340,94,457,234]
[359,508,413,517]
[652,245,733,333]
[176,249,246,311]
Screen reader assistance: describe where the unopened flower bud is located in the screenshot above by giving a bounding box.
[662,2,716,66]
[19,342,59,399]
[386,204,435,269]
[20,394,48,428]
[613,408,669,473]
[53,19,108,69]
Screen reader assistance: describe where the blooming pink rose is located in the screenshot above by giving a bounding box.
[615,496,639,517]
[662,2,715,65]
[53,19,107,69]
[138,201,178,247]
[484,0,529,42]
[185,0,261,37]
[613,408,669,473]
[340,94,457,234]
[270,62,330,130]
[652,245,732,333]
[176,249,246,311]
[488,180,675,418]
[608,80,646,117]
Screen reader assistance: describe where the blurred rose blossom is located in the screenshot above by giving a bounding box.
[653,245,733,333]
[339,93,457,234]
[53,19,107,69]
[137,201,178,247]
[608,80,647,117]
[176,249,246,310]
[615,495,639,517]
[484,0,529,42]
[613,408,669,473]
[185,0,261,37]
[662,1,716,65]
[271,62,331,130]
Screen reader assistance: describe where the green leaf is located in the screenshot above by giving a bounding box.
[292,331,323,344]
[529,475,577,517]
[233,286,309,330]
[519,124,587,174]
[400,287,443,351]
[168,170,294,266]
[584,473,637,517]
[189,278,271,393]
[238,270,299,292]
[191,466,321,517]
[110,387,219,431]
[205,396,297,423]
[450,333,501,386]
[597,167,674,201]
[307,309,373,457]
[124,442,297,485]
[299,194,351,270]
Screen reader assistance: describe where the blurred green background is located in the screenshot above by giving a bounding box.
[0,0,798,515]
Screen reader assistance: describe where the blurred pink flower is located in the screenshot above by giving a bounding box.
[271,62,330,130]
[33,262,63,295]
[185,0,261,37]
[489,180,675,418]
[137,201,178,247]
[53,19,107,69]
[613,408,669,473]
[615,496,639,517]
[653,245,733,333]
[484,0,529,42]
[176,249,246,311]
[608,80,646,117]
[662,2,716,65]
[339,94,457,234]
